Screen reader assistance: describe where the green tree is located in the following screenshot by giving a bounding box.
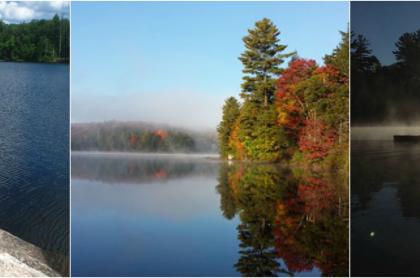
[245,105,287,161]
[393,29,420,78]
[237,18,294,161]
[0,14,69,63]
[351,33,381,74]
[239,18,295,106]
[218,97,240,158]
[324,30,349,77]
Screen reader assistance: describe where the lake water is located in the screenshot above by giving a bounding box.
[71,152,348,277]
[351,140,420,276]
[0,62,69,275]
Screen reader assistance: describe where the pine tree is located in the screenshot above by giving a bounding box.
[239,18,295,106]
[351,33,380,74]
[236,18,294,161]
[324,30,349,77]
[393,30,420,77]
[218,97,240,159]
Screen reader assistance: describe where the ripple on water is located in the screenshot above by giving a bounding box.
[0,62,69,276]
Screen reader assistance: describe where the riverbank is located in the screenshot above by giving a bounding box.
[0,229,60,277]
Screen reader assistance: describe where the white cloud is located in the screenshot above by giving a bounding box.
[0,1,69,23]
[0,2,35,21]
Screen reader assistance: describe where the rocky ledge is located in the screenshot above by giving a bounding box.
[0,229,60,277]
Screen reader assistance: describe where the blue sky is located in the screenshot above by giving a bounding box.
[352,2,420,66]
[71,1,348,129]
[0,1,69,23]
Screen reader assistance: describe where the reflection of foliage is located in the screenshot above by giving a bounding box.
[275,172,348,276]
[72,154,218,184]
[235,164,289,276]
[216,163,238,219]
[216,163,348,276]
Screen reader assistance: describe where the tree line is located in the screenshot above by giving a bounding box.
[71,122,218,153]
[0,15,69,63]
[218,18,349,172]
[351,30,420,124]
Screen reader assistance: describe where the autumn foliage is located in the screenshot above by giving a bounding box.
[218,21,349,167]
[216,164,348,276]
[298,118,337,160]
[216,19,349,277]
[153,129,169,139]
[276,59,317,131]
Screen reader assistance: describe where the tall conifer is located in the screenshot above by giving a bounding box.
[218,97,240,158]
[237,18,293,161]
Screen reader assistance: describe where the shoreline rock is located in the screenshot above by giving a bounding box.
[0,229,60,277]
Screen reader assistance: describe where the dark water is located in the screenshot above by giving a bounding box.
[0,62,69,275]
[351,141,420,276]
[71,152,348,277]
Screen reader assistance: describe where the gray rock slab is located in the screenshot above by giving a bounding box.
[0,229,60,277]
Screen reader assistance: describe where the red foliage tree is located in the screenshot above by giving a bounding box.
[153,129,169,139]
[275,58,318,131]
[298,117,336,160]
[129,134,139,147]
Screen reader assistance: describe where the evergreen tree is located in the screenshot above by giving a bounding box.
[393,29,420,78]
[217,97,240,158]
[239,18,295,106]
[248,106,287,161]
[324,30,349,77]
[351,33,380,74]
[350,33,382,123]
[236,18,293,161]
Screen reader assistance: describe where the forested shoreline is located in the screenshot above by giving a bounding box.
[218,18,349,174]
[71,122,218,153]
[0,15,69,63]
[351,30,420,124]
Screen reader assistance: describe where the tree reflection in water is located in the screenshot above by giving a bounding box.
[216,163,348,276]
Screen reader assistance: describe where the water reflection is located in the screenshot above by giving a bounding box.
[351,141,420,276]
[216,163,349,276]
[71,152,218,184]
[72,153,348,276]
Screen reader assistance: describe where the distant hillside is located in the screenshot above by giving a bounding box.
[71,121,218,153]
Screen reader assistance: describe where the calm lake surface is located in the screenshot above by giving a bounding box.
[0,62,69,275]
[352,140,420,276]
[71,152,348,277]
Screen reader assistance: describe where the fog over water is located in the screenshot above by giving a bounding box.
[71,90,228,130]
[352,126,420,141]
